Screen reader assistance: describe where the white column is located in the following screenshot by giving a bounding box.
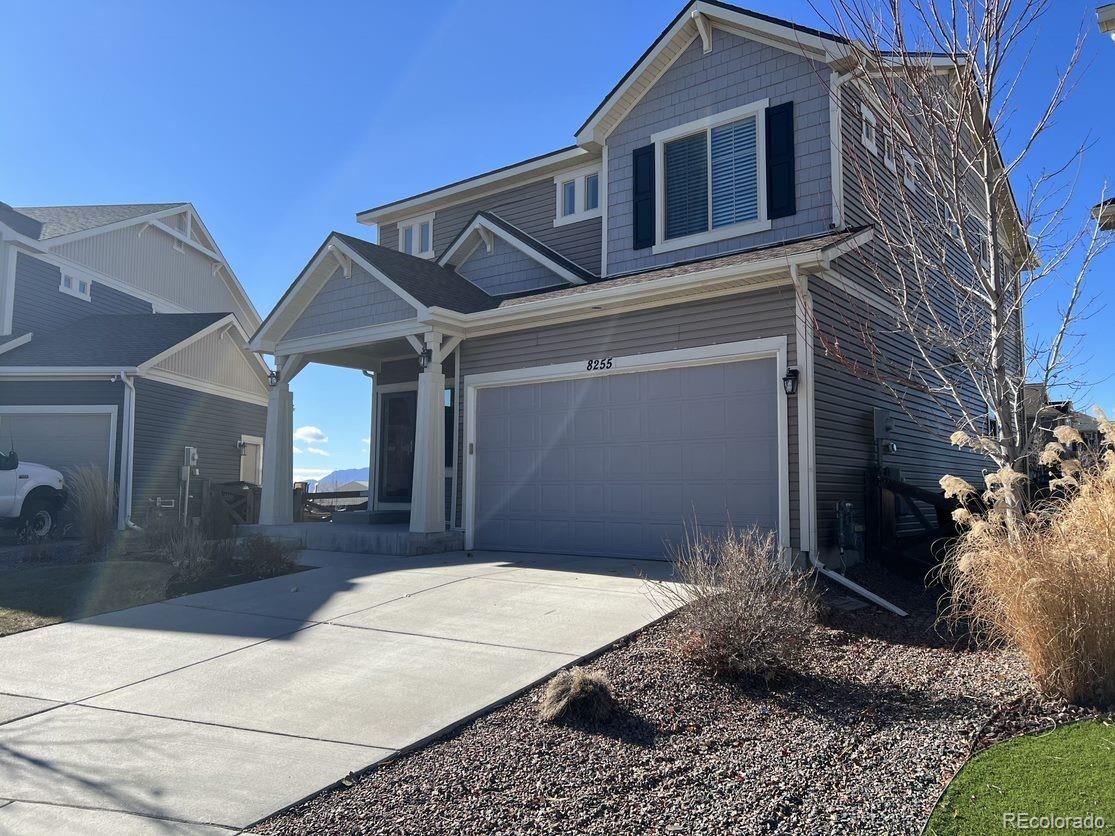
[409,336,446,534]
[259,366,294,526]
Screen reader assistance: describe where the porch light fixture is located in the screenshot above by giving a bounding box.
[267,369,280,387]
[782,368,799,396]
[418,346,434,371]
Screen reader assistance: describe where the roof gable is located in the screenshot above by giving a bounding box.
[14,204,185,240]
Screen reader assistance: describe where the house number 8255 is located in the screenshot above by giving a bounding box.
[586,357,614,371]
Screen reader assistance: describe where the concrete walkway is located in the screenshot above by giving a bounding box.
[0,550,677,833]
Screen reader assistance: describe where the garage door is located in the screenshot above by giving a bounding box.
[471,357,781,558]
[0,408,116,482]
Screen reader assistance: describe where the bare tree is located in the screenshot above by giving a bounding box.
[816,0,1107,520]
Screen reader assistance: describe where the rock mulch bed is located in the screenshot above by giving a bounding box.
[260,568,1058,836]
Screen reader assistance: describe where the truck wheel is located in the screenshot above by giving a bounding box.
[19,498,56,539]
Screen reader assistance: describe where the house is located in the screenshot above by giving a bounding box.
[0,201,270,529]
[251,1,1018,567]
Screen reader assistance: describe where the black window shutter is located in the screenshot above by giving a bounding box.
[632,144,655,250]
[765,101,796,220]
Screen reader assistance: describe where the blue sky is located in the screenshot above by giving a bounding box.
[2,0,1111,479]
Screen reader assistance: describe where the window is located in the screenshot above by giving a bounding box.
[553,164,603,226]
[861,104,878,155]
[902,152,918,192]
[651,99,771,253]
[397,213,435,259]
[882,130,896,173]
[59,271,92,301]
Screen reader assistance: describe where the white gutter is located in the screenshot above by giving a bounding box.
[116,370,137,530]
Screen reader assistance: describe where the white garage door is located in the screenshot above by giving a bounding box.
[0,408,116,483]
[469,354,782,558]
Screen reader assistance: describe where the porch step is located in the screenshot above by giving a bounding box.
[235,522,463,557]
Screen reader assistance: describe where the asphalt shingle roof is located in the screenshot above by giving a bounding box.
[0,313,228,367]
[332,233,497,314]
[13,203,186,240]
[473,212,597,281]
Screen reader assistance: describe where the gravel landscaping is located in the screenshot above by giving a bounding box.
[259,566,1084,836]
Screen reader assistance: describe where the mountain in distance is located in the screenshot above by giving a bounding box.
[306,467,369,493]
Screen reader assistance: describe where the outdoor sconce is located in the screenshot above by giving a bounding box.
[418,346,434,371]
[236,440,247,456]
[782,368,799,396]
[267,369,280,387]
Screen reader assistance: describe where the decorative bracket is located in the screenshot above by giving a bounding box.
[692,11,713,54]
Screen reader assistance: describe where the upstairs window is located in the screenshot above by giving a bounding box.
[649,98,780,254]
[59,271,92,301]
[553,165,603,226]
[398,213,435,259]
[861,104,878,155]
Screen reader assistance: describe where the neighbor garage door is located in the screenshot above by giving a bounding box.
[471,356,781,558]
[0,408,116,482]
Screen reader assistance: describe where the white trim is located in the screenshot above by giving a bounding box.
[58,268,93,301]
[0,366,138,378]
[829,70,849,229]
[118,376,136,529]
[882,129,896,173]
[450,342,462,529]
[462,336,790,553]
[138,314,238,372]
[0,239,17,335]
[600,144,609,275]
[651,98,770,255]
[397,212,436,259]
[358,147,597,226]
[239,433,264,485]
[791,268,818,555]
[0,331,32,356]
[438,214,589,286]
[0,403,119,517]
[860,103,878,155]
[142,368,270,406]
[272,318,427,356]
[553,164,603,226]
[902,151,918,192]
[32,205,187,249]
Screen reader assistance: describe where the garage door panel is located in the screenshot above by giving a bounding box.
[0,411,114,482]
[473,356,780,558]
[476,412,509,447]
[477,388,508,417]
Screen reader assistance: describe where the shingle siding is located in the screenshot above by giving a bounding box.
[605,27,832,275]
[378,177,603,276]
[282,262,416,342]
[456,286,802,549]
[456,237,566,296]
[130,378,267,519]
[11,252,150,335]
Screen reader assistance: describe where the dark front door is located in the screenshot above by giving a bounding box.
[378,391,417,504]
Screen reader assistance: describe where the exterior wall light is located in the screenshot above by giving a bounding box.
[267,369,280,387]
[418,346,434,371]
[782,368,799,396]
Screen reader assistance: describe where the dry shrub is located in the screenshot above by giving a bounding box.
[659,526,819,680]
[539,667,617,724]
[241,535,298,579]
[65,466,116,553]
[940,417,1115,705]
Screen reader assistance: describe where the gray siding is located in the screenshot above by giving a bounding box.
[152,326,269,398]
[282,262,416,342]
[456,237,566,296]
[0,379,126,489]
[810,279,988,557]
[457,286,801,548]
[12,252,151,335]
[131,378,267,518]
[605,27,832,275]
[379,177,602,276]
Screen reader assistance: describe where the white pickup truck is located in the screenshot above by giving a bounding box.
[0,451,67,538]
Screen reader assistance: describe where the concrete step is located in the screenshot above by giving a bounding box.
[235,522,463,557]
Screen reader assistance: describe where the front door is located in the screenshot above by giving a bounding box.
[377,391,417,505]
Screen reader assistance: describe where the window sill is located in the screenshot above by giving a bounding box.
[553,208,602,228]
[58,285,91,302]
[652,218,772,255]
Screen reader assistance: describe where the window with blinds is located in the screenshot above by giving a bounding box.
[664,116,758,240]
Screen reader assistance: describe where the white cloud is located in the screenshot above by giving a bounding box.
[305,446,331,457]
[292,445,303,454]
[293,426,328,443]
[361,438,370,446]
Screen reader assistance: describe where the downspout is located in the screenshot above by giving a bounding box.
[117,370,138,530]
[828,61,862,231]
[790,265,907,618]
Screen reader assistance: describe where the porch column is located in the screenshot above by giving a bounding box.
[259,354,302,526]
[409,333,446,534]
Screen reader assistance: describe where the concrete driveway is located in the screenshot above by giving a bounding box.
[0,550,676,833]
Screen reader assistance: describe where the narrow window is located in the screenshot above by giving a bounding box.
[403,225,415,255]
[419,221,430,255]
[710,116,758,228]
[861,104,878,155]
[78,279,89,295]
[883,131,896,172]
[562,180,576,216]
[664,132,708,239]
[585,173,599,211]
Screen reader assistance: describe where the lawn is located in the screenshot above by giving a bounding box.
[928,720,1115,835]
[0,560,175,636]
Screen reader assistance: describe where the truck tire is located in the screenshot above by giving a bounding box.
[19,497,57,539]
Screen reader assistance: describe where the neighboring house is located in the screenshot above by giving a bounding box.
[251,1,1022,566]
[0,201,269,528]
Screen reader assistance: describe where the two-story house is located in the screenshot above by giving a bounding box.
[0,201,269,531]
[251,1,1015,573]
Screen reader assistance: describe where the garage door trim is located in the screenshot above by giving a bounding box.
[462,336,789,552]
[0,404,118,484]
